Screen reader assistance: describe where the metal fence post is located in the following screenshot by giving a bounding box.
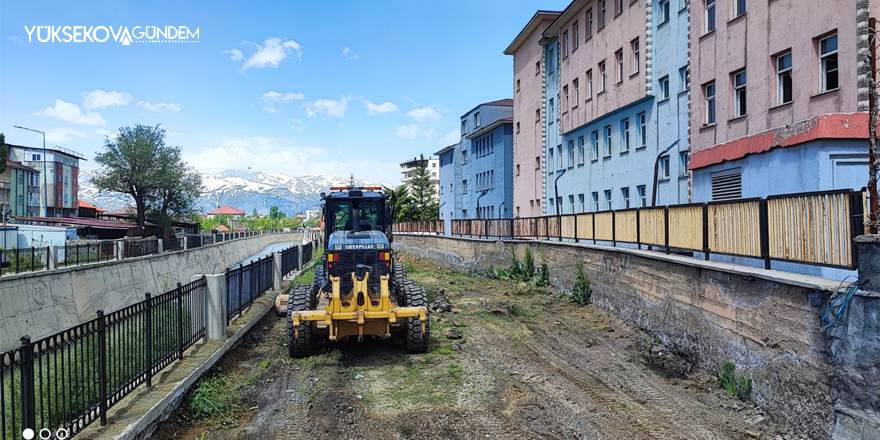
[664,206,670,254]
[635,209,641,250]
[759,199,771,270]
[145,292,153,387]
[702,204,710,260]
[851,191,866,268]
[611,211,617,247]
[177,283,184,361]
[97,310,108,425]
[574,215,579,243]
[592,214,596,245]
[20,335,36,434]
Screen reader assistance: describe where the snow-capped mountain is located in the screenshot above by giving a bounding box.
[78,169,391,216]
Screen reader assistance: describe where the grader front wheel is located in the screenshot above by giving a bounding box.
[287,283,314,358]
[401,279,430,353]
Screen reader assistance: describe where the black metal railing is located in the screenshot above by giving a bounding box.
[123,239,158,259]
[0,247,50,277]
[302,242,313,265]
[59,242,116,268]
[280,246,299,276]
[0,277,206,440]
[184,235,202,249]
[226,255,275,323]
[162,237,182,253]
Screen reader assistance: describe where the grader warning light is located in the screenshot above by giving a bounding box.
[286,185,430,357]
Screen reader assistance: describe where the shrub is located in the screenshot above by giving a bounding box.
[719,360,752,402]
[570,264,591,306]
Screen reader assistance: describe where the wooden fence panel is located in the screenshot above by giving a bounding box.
[537,217,549,237]
[548,216,560,238]
[615,210,638,243]
[768,192,853,267]
[513,218,536,238]
[561,215,577,240]
[708,200,762,257]
[667,205,703,251]
[576,213,594,240]
[639,207,666,246]
[595,212,614,241]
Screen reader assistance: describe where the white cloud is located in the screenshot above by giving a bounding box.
[363,99,398,115]
[82,90,133,109]
[406,106,442,124]
[341,46,359,60]
[396,124,421,140]
[45,127,88,143]
[8,36,25,46]
[35,100,106,125]
[438,128,460,146]
[402,96,418,106]
[302,97,349,118]
[290,118,304,133]
[226,38,303,71]
[137,101,183,113]
[260,91,305,113]
[183,136,401,183]
[222,49,243,61]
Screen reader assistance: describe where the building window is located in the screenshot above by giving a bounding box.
[516,79,520,92]
[615,49,624,83]
[819,34,839,92]
[586,69,593,98]
[705,0,716,33]
[563,85,570,111]
[659,0,670,24]
[516,122,520,133]
[474,112,481,127]
[733,70,747,117]
[659,156,671,179]
[604,190,612,211]
[587,9,594,38]
[579,194,585,212]
[617,0,625,15]
[556,197,563,214]
[592,192,599,211]
[549,47,555,74]
[711,168,743,200]
[638,112,647,147]
[548,149,555,173]
[461,120,467,135]
[578,136,585,164]
[637,185,647,207]
[569,195,575,214]
[704,81,716,125]
[734,0,746,17]
[591,130,600,160]
[462,180,468,193]
[631,38,640,74]
[461,149,468,165]
[776,52,793,105]
[600,0,607,28]
[535,108,541,123]
[621,187,630,209]
[599,61,607,92]
[568,141,575,167]
[536,156,541,169]
[557,146,563,170]
[536,60,540,75]
[659,75,670,100]
[603,125,612,156]
[516,164,520,176]
[563,31,569,57]
[681,0,690,10]
[573,78,580,104]
[549,99,555,124]
[680,66,690,92]
[679,152,690,176]
[573,21,580,50]
[620,118,631,152]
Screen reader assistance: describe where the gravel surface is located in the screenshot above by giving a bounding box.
[152,254,802,440]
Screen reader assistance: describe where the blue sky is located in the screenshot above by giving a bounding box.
[0,0,569,184]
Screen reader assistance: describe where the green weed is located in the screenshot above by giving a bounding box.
[570,264,592,306]
[188,371,245,421]
[719,360,752,402]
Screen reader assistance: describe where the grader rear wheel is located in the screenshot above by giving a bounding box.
[287,283,314,358]
[400,279,430,353]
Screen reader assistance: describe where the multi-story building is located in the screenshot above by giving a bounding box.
[541,0,690,216]
[399,156,440,200]
[0,152,41,219]
[435,143,458,233]
[8,145,83,218]
[505,10,562,219]
[688,0,872,200]
[453,100,515,220]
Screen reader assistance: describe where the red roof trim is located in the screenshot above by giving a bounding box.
[690,113,870,170]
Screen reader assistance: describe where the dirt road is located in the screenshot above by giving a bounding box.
[153,254,785,440]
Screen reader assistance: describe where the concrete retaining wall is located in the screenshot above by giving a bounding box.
[395,234,846,439]
[0,233,302,351]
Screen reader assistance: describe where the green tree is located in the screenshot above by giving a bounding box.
[93,124,185,228]
[147,147,203,237]
[408,154,439,220]
[0,133,7,174]
[252,208,258,218]
[384,185,415,222]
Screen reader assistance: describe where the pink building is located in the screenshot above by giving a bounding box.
[689,0,877,201]
[505,11,560,218]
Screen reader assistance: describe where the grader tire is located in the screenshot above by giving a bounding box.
[401,280,430,354]
[393,262,407,301]
[287,283,314,358]
[312,264,325,309]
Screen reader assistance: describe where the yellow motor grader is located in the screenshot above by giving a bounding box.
[287,186,429,357]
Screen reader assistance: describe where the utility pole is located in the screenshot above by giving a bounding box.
[868,17,879,233]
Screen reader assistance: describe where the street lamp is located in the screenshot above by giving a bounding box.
[554,169,566,241]
[13,125,48,217]
[498,201,505,219]
[652,140,681,207]
[475,190,489,219]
